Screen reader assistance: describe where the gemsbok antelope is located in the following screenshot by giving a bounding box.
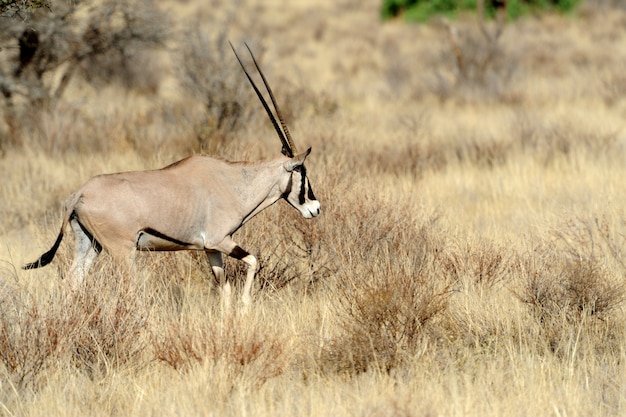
[23,42,321,305]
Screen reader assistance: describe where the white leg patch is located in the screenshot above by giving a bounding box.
[69,219,99,288]
[241,254,258,306]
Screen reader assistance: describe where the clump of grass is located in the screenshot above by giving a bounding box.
[0,287,68,390]
[441,238,513,287]
[153,312,289,390]
[361,133,518,177]
[512,114,619,166]
[519,256,625,356]
[0,263,154,389]
[362,139,448,178]
[517,218,626,355]
[67,270,151,379]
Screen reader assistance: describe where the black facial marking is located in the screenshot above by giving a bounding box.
[307,180,317,201]
[282,171,293,200]
[295,165,307,205]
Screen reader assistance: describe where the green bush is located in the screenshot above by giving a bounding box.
[381,0,473,21]
[381,0,581,22]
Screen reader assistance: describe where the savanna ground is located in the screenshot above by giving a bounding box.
[1,0,626,415]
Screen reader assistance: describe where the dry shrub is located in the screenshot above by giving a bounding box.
[520,256,625,355]
[331,192,433,264]
[67,271,151,378]
[320,209,451,374]
[321,183,451,376]
[560,259,625,318]
[441,239,512,288]
[517,218,626,355]
[75,0,169,92]
[0,286,68,389]
[323,260,451,374]
[25,104,98,154]
[0,0,169,153]
[432,239,522,357]
[255,207,336,294]
[0,265,153,390]
[153,313,289,390]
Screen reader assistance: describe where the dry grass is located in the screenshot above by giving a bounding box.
[1,0,626,416]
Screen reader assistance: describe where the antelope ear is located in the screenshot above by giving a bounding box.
[284,147,311,172]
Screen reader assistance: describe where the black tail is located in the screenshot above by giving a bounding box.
[22,231,64,270]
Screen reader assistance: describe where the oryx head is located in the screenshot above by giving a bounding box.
[282,147,320,218]
[231,42,320,219]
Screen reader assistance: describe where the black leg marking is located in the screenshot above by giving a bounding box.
[229,245,250,260]
[75,216,102,254]
[141,228,192,248]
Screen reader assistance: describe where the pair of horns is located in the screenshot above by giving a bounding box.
[229,42,297,158]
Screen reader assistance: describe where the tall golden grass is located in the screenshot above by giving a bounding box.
[1,0,626,415]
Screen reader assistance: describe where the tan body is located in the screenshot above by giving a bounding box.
[24,150,319,306]
[78,154,299,257]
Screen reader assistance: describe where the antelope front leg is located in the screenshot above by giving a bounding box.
[217,238,259,306]
[238,250,258,306]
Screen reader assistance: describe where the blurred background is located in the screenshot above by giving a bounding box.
[1,0,624,159]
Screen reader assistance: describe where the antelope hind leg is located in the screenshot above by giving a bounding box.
[68,218,101,289]
[206,250,232,311]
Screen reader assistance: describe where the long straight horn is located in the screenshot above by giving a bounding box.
[229,41,297,157]
[243,42,297,156]
[229,42,292,157]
